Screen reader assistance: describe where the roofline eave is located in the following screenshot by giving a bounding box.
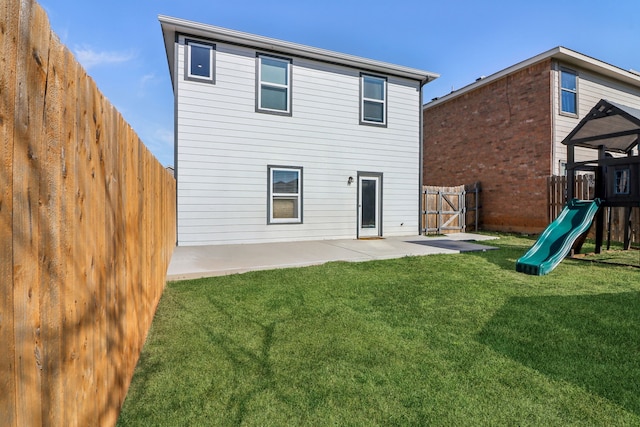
[159,15,439,84]
[423,46,640,110]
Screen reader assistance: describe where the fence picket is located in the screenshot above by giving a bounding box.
[13,1,50,424]
[61,44,79,427]
[40,30,65,427]
[0,0,19,423]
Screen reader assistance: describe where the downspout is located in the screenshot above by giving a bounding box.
[549,61,557,225]
[418,73,439,234]
[418,78,427,235]
[173,32,179,246]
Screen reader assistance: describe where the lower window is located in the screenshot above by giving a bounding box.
[269,166,302,223]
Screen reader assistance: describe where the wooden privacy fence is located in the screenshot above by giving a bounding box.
[547,175,595,220]
[422,183,481,234]
[548,175,638,244]
[1,1,177,426]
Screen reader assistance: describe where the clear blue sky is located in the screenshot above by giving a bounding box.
[41,0,640,167]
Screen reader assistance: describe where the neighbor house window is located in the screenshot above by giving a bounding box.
[268,166,302,223]
[559,161,567,176]
[361,74,387,125]
[560,68,577,115]
[185,39,215,83]
[615,169,630,195]
[257,55,291,115]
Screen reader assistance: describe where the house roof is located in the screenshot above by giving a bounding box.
[561,99,640,154]
[424,46,640,109]
[159,15,439,87]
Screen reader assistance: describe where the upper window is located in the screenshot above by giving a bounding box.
[268,166,302,223]
[257,55,291,115]
[185,39,215,83]
[361,74,387,126]
[560,68,577,115]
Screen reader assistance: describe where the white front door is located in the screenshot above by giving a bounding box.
[358,174,381,238]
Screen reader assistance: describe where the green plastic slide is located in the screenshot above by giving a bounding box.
[516,199,601,275]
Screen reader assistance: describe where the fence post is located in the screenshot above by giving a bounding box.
[436,190,442,234]
[474,182,480,232]
[624,207,633,250]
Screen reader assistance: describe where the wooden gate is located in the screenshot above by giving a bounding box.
[422,185,466,234]
[422,183,481,235]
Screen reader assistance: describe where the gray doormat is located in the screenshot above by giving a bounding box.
[408,240,498,253]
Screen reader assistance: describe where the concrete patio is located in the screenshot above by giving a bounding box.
[166,233,498,280]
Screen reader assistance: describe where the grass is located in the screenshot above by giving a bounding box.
[574,247,640,268]
[117,234,640,426]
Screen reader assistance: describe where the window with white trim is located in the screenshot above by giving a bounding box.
[560,68,577,115]
[258,55,291,114]
[361,74,387,125]
[268,166,302,223]
[185,39,215,83]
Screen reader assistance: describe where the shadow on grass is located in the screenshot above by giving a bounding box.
[202,295,280,426]
[477,292,640,414]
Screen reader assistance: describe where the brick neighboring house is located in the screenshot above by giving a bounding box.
[423,46,640,233]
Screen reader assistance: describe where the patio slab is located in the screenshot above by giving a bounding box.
[166,233,498,281]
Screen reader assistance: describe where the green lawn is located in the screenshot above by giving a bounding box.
[117,234,640,426]
[575,248,640,268]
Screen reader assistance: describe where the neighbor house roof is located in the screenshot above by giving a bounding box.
[424,46,640,108]
[159,15,439,87]
[561,99,640,153]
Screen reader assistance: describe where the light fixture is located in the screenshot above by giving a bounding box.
[347,176,354,185]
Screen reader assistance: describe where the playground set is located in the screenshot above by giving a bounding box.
[517,99,640,275]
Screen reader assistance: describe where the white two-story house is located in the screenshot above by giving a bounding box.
[160,16,438,245]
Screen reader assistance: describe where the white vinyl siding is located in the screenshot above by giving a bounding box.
[552,62,640,174]
[174,36,421,245]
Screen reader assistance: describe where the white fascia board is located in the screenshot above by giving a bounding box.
[424,46,640,109]
[159,15,439,85]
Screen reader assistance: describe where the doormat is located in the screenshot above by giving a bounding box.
[408,240,498,253]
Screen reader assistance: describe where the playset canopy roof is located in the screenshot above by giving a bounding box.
[562,99,640,154]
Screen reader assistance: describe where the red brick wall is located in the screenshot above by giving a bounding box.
[423,59,553,233]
